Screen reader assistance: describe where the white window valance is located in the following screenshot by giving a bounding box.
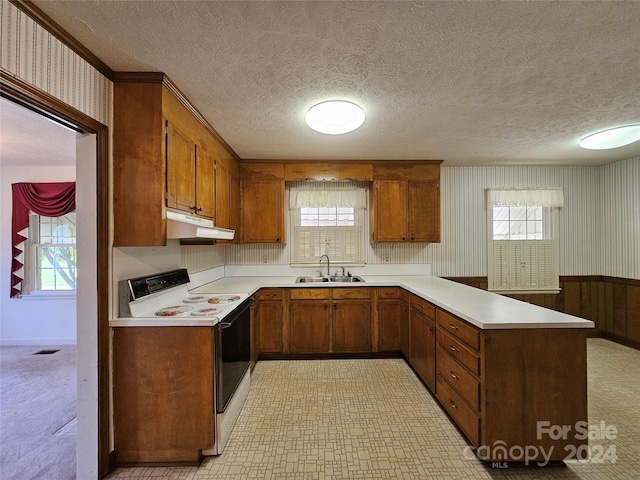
[486,188,564,207]
[289,186,367,209]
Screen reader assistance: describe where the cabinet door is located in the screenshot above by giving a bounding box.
[289,301,330,353]
[332,301,372,353]
[378,300,402,352]
[113,327,214,464]
[195,148,215,219]
[256,301,284,354]
[229,173,240,242]
[166,122,195,213]
[410,307,436,391]
[373,180,407,242]
[408,180,440,242]
[215,162,230,229]
[242,180,284,243]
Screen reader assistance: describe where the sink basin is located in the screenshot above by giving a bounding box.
[294,276,364,283]
[295,276,329,283]
[329,276,364,283]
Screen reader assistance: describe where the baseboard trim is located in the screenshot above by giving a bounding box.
[0,338,77,346]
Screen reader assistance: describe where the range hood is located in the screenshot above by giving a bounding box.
[166,211,235,240]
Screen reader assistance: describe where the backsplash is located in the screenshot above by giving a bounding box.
[181,244,225,273]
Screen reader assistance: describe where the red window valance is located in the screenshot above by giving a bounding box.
[11,182,76,297]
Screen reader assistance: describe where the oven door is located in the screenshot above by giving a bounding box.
[215,298,251,414]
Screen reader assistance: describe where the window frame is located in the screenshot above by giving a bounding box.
[487,205,560,294]
[288,185,367,267]
[23,212,77,297]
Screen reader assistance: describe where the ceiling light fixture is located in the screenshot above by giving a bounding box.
[579,125,640,150]
[305,100,365,135]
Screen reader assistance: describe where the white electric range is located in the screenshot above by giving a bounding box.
[116,268,248,326]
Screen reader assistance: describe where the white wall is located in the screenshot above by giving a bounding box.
[0,165,77,345]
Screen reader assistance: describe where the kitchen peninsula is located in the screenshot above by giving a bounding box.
[191,273,594,465]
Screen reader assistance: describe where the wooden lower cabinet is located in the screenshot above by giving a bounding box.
[435,308,589,463]
[254,289,284,354]
[112,326,214,465]
[376,287,410,354]
[289,289,330,353]
[332,300,371,353]
[409,303,436,391]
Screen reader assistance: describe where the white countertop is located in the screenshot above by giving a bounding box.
[190,275,595,330]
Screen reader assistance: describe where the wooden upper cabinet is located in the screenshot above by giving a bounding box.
[165,122,215,220]
[113,75,239,246]
[166,122,195,213]
[166,121,215,219]
[241,180,284,243]
[215,161,230,229]
[372,180,408,242]
[240,163,285,244]
[229,174,240,242]
[408,180,439,242]
[370,163,441,244]
[195,149,215,219]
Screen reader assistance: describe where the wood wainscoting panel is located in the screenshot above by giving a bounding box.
[627,285,640,343]
[445,275,640,350]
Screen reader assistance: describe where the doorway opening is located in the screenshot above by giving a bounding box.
[1,73,111,478]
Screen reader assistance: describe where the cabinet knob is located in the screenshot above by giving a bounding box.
[450,371,458,380]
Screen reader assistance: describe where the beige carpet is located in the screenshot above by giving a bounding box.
[0,345,76,480]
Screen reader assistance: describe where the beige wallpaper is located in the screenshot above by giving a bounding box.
[598,156,640,280]
[0,0,112,126]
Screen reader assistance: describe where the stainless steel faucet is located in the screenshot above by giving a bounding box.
[319,254,330,277]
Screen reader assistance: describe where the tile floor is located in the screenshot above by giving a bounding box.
[106,339,639,479]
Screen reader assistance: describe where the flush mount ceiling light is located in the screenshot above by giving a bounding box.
[305,100,365,135]
[579,125,640,150]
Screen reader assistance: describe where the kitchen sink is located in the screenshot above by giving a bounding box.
[329,276,364,283]
[295,276,364,283]
[295,276,330,283]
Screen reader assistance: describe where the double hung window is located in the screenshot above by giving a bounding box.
[25,213,77,293]
[486,189,563,293]
[289,182,366,265]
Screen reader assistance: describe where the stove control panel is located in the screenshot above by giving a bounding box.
[126,269,190,301]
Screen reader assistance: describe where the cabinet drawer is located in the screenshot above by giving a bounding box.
[436,310,479,351]
[290,288,330,300]
[254,288,283,301]
[377,287,400,299]
[333,287,371,300]
[410,295,435,320]
[437,374,480,447]
[437,346,480,411]
[437,330,480,375]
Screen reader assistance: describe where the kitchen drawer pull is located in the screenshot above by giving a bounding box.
[450,371,458,380]
[450,399,458,410]
[449,323,459,331]
[449,345,459,353]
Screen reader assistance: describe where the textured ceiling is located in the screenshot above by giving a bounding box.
[0,97,76,167]
[31,0,640,166]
